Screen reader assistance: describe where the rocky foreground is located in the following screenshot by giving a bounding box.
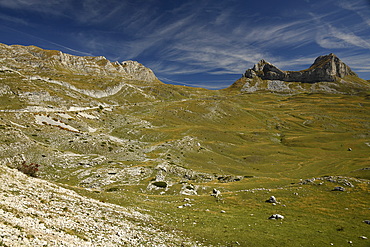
[0,165,198,247]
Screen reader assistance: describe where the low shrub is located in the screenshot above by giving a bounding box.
[152,181,167,188]
[16,162,40,177]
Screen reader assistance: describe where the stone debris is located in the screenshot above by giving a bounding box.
[268,214,284,220]
[299,176,359,188]
[301,178,315,184]
[0,165,197,246]
[180,183,198,196]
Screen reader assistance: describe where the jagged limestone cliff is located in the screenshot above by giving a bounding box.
[0,44,159,87]
[0,43,159,83]
[244,54,356,83]
[231,54,369,94]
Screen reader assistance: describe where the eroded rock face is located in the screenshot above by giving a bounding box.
[244,54,357,83]
[116,60,158,82]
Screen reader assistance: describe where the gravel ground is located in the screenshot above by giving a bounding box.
[0,165,199,246]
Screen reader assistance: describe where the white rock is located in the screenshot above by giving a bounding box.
[268,214,284,220]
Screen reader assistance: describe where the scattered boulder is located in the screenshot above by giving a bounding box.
[211,188,221,197]
[180,183,198,195]
[266,196,277,203]
[177,203,192,209]
[343,182,354,187]
[363,220,370,225]
[332,186,345,192]
[268,214,284,220]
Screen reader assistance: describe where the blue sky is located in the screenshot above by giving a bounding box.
[0,0,369,89]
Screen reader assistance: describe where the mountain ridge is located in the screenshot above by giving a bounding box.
[0,43,159,83]
[1,43,368,94]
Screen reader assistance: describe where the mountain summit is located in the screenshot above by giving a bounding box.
[244,53,357,83]
[230,53,369,94]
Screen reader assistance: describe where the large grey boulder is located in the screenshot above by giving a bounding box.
[266,196,277,203]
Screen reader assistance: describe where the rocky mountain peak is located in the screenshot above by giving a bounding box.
[308,53,355,79]
[244,54,357,83]
[115,60,158,82]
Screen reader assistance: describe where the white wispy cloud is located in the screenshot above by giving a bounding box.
[338,0,370,27]
[330,27,370,49]
[0,13,29,25]
[136,0,369,79]
[0,0,71,17]
[338,52,370,73]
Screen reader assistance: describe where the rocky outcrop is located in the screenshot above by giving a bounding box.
[0,164,194,246]
[244,53,357,83]
[115,60,158,82]
[233,53,370,94]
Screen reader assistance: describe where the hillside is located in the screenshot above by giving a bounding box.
[0,44,369,246]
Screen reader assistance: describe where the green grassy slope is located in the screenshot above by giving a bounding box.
[0,44,369,246]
